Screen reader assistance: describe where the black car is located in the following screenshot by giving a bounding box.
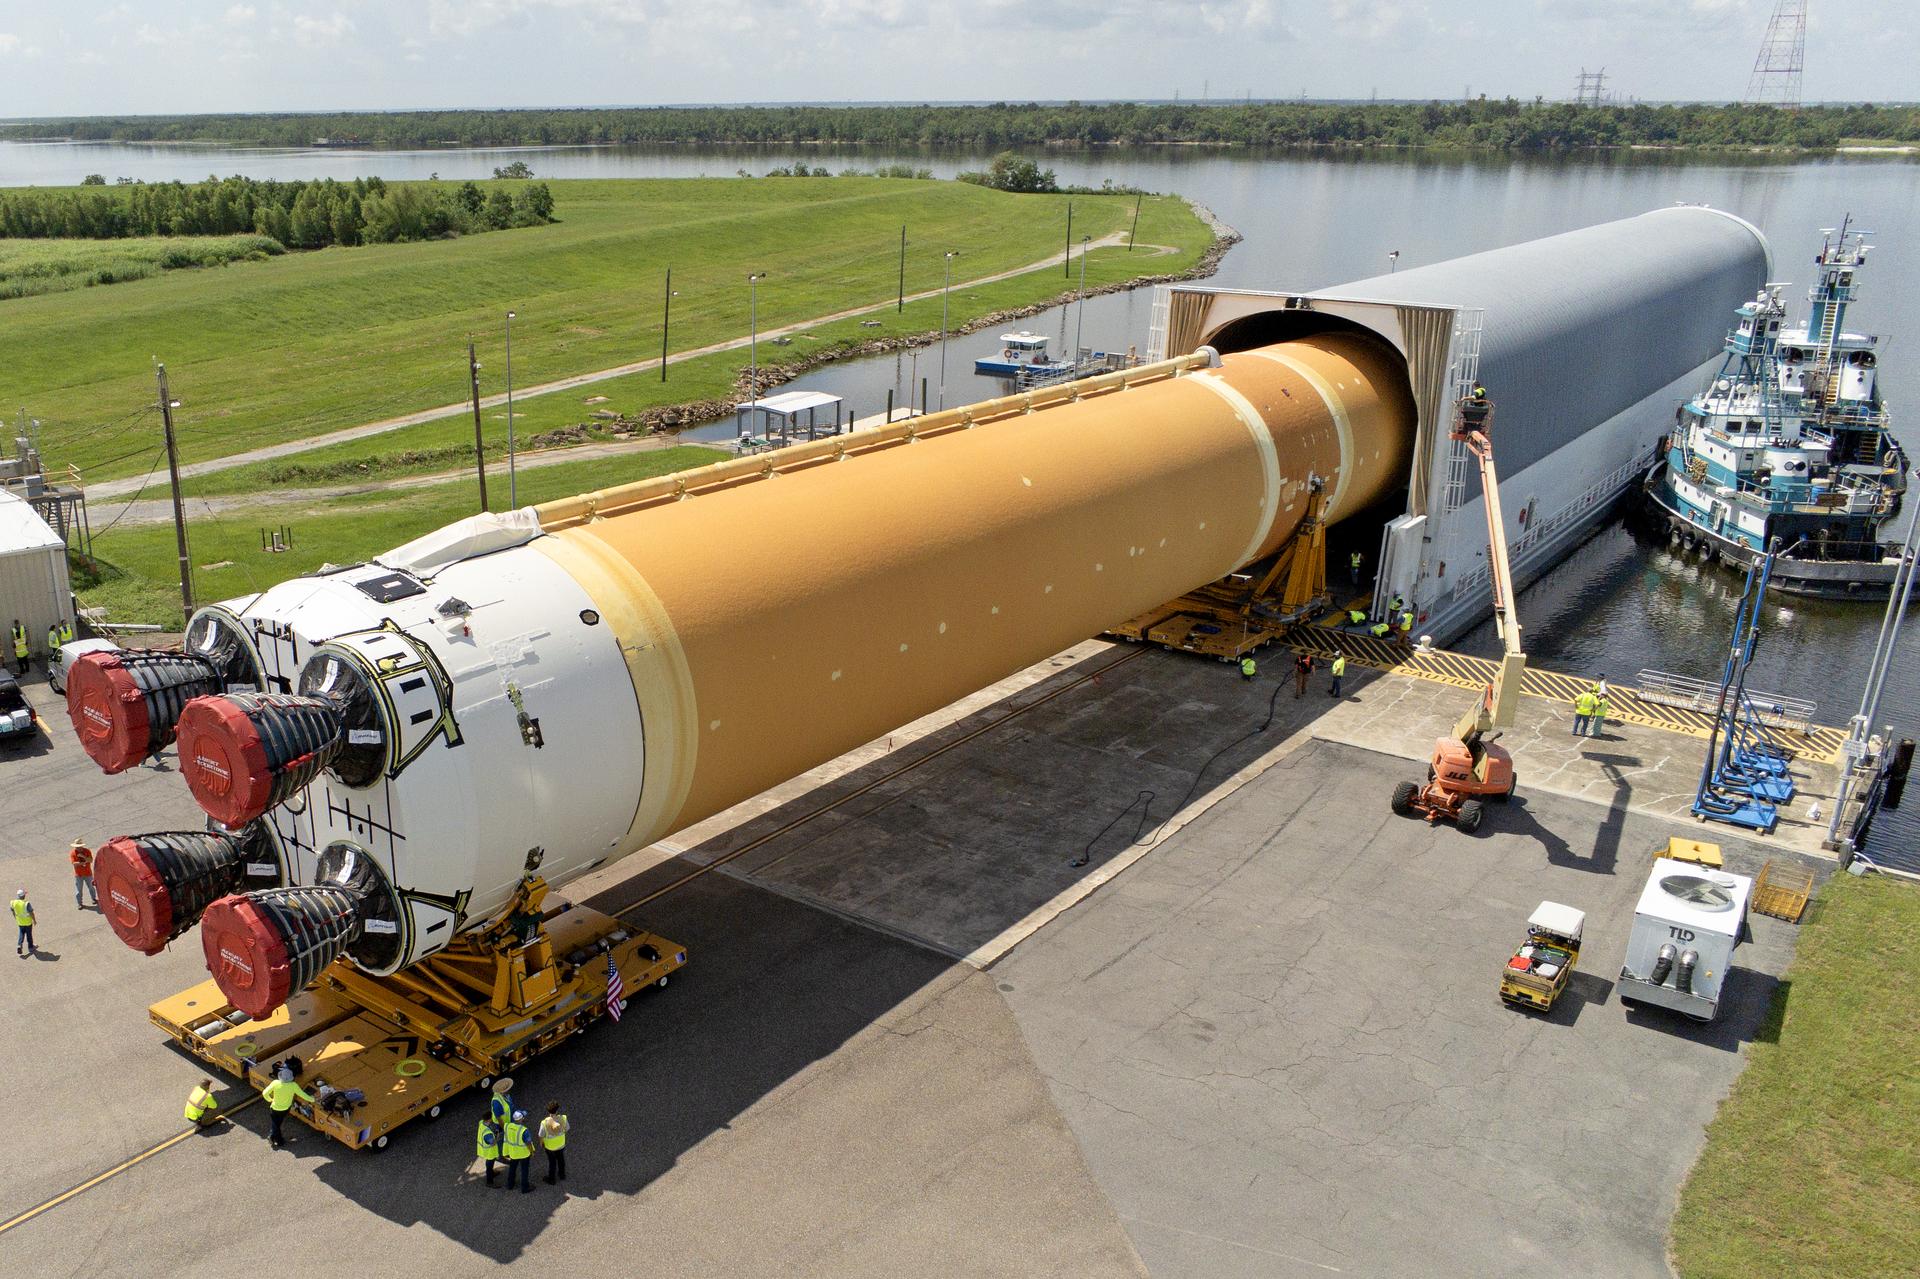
[0,670,37,745]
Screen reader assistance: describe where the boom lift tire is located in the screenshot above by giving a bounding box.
[1391,781,1419,814]
[1494,776,1516,803]
[1457,799,1485,834]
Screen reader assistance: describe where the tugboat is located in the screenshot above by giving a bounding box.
[1645,217,1908,598]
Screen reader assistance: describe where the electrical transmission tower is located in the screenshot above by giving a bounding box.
[1574,68,1609,107]
[1746,0,1807,108]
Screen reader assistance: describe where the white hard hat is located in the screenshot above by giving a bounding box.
[512,1110,526,1121]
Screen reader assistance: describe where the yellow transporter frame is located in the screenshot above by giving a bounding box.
[150,880,684,1151]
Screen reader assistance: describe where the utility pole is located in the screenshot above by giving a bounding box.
[504,310,517,507]
[1127,193,1141,252]
[467,340,489,513]
[897,226,906,312]
[154,363,193,617]
[1074,234,1091,362]
[939,251,957,410]
[661,268,676,382]
[747,272,767,403]
[1063,202,1073,278]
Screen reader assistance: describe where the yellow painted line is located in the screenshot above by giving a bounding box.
[1281,625,1845,764]
[0,1097,263,1239]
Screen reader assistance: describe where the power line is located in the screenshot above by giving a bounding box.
[85,449,168,538]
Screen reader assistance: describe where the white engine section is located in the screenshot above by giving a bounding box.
[203,545,644,973]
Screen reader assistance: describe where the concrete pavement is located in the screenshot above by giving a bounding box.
[0,631,1820,1277]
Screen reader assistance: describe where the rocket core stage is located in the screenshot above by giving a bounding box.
[70,333,1414,1018]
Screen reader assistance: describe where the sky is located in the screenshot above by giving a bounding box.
[0,0,1911,118]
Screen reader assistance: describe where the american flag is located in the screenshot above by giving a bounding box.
[604,950,625,1023]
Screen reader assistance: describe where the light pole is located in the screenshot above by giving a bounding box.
[660,269,678,382]
[939,251,957,410]
[1388,250,1401,273]
[746,271,766,403]
[504,309,517,507]
[1074,234,1092,365]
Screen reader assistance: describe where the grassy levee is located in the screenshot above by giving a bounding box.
[80,445,729,627]
[12,178,1204,482]
[173,202,1202,499]
[0,234,284,299]
[1669,872,1920,1279]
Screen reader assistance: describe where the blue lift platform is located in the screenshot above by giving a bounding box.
[1692,550,1799,833]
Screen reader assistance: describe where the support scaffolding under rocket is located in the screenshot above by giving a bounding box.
[70,333,1415,1017]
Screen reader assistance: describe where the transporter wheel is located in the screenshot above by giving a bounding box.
[1391,782,1419,814]
[426,1104,442,1121]
[371,1133,390,1151]
[475,1075,493,1093]
[656,974,670,989]
[1456,800,1484,835]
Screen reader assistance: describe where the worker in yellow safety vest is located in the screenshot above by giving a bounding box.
[1329,652,1347,699]
[12,890,35,957]
[1369,620,1393,638]
[261,1067,313,1150]
[185,1079,219,1127]
[503,1110,535,1193]
[540,1101,569,1185]
[1349,549,1364,587]
[1399,610,1414,639]
[1572,689,1598,738]
[59,619,74,645]
[477,1111,503,1186]
[1347,608,1367,627]
[9,620,26,677]
[1239,655,1257,682]
[45,621,60,662]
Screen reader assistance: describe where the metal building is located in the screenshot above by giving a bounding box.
[0,488,74,665]
[1152,205,1771,641]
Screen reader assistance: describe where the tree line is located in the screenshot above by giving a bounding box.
[0,175,557,246]
[4,101,1915,151]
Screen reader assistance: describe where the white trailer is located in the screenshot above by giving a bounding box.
[1617,858,1753,1022]
[0,489,72,667]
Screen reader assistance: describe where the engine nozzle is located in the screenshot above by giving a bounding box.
[200,885,363,1019]
[93,827,279,955]
[66,650,224,774]
[176,692,349,827]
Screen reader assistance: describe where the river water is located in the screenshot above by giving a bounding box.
[6,138,1919,859]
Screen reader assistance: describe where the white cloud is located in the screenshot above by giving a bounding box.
[293,11,357,46]
[0,33,19,56]
[132,22,168,46]
[226,4,258,22]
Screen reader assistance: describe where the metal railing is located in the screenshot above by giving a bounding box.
[1635,668,1816,734]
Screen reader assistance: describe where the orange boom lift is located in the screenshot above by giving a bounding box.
[1391,390,1526,834]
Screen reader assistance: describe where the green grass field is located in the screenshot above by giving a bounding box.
[1669,872,1920,1279]
[171,233,1183,498]
[0,234,283,299]
[12,178,1207,482]
[80,444,729,626]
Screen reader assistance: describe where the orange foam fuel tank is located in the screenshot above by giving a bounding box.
[70,334,1414,1017]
